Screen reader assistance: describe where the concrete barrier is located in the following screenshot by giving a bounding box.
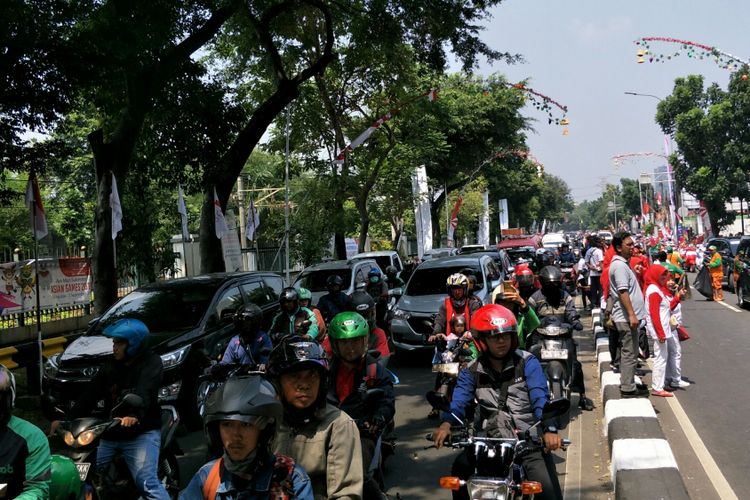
[597,329,689,499]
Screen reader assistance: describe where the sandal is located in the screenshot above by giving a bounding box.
[578,396,594,411]
[427,408,440,420]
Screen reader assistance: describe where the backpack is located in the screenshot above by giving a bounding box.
[201,455,297,500]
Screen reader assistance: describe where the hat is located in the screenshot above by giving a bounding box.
[708,245,717,251]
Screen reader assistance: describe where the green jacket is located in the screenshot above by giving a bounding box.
[467,305,539,357]
[0,416,51,499]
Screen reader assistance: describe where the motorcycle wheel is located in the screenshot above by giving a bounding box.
[549,380,570,429]
[160,454,181,499]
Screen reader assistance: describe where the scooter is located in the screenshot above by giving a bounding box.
[49,393,181,499]
[559,263,577,296]
[527,316,574,428]
[425,392,571,500]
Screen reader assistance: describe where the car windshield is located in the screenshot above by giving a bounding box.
[731,240,740,255]
[405,265,483,296]
[296,269,352,292]
[507,247,536,262]
[92,283,219,335]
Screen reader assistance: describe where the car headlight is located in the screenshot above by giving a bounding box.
[392,307,411,320]
[160,345,190,369]
[44,355,60,379]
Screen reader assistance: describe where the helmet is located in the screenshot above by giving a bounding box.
[470,304,518,352]
[326,275,344,289]
[268,336,329,378]
[348,291,376,328]
[538,265,563,286]
[298,287,312,301]
[368,268,382,283]
[102,318,149,357]
[234,304,263,335]
[385,265,398,276]
[50,454,82,500]
[328,311,369,341]
[446,273,469,290]
[280,287,299,309]
[0,365,15,425]
[204,375,282,460]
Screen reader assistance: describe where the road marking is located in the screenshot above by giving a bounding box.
[646,358,739,499]
[564,405,582,500]
[690,286,743,312]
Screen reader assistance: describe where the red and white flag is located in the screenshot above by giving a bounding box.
[245,197,260,241]
[642,200,651,214]
[111,173,123,240]
[446,196,463,245]
[214,188,229,239]
[25,173,48,240]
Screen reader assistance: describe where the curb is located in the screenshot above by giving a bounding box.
[593,309,690,500]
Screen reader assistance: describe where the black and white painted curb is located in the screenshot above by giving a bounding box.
[593,308,690,500]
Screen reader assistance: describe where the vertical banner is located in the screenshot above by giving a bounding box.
[478,191,490,248]
[498,199,509,230]
[446,196,462,247]
[221,212,244,272]
[411,165,433,258]
[699,200,713,239]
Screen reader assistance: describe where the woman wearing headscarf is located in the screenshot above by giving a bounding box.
[644,265,683,397]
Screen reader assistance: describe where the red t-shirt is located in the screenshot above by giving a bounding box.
[335,361,358,403]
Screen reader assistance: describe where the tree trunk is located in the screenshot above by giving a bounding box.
[90,133,118,316]
[430,199,443,248]
[391,217,402,251]
[199,186,225,274]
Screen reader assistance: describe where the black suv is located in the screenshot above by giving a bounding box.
[733,236,750,308]
[705,236,742,289]
[42,272,283,427]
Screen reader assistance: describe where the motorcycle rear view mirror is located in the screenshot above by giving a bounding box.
[364,388,386,402]
[120,393,145,409]
[541,398,570,421]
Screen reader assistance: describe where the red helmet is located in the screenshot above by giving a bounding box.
[470,304,518,352]
[514,266,535,289]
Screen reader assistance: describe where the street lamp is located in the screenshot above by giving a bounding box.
[624,91,662,102]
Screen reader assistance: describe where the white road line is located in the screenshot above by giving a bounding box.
[689,285,743,312]
[564,405,582,500]
[646,359,739,499]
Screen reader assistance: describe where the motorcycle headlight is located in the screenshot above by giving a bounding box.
[77,423,109,447]
[467,479,509,499]
[44,355,60,379]
[160,345,190,369]
[63,431,75,447]
[392,307,411,320]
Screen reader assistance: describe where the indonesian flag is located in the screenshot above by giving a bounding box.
[245,197,260,241]
[110,173,123,240]
[214,187,229,239]
[446,196,463,244]
[642,201,651,214]
[25,173,48,240]
[656,192,662,207]
[427,89,438,101]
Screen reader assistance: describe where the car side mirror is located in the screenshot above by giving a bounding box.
[389,287,403,298]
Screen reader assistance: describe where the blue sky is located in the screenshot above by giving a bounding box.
[456,0,750,202]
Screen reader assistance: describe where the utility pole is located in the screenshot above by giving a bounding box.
[284,105,292,283]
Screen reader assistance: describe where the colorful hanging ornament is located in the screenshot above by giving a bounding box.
[634,37,749,71]
[611,152,668,170]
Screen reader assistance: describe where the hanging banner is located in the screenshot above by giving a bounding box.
[498,199,509,230]
[0,258,91,315]
[221,212,244,272]
[478,192,490,248]
[699,200,713,239]
[411,166,433,258]
[446,196,463,247]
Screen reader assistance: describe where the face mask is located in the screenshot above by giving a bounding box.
[222,448,258,476]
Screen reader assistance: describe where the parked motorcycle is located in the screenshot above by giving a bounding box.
[425,392,571,500]
[527,316,574,428]
[48,394,181,499]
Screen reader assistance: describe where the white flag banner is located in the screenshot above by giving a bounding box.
[245,197,261,241]
[110,173,123,240]
[25,173,48,240]
[498,198,509,230]
[177,185,189,241]
[411,165,433,258]
[214,187,229,239]
[478,191,490,248]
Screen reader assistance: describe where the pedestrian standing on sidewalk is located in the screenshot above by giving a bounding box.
[608,232,649,398]
[644,265,681,397]
[666,276,690,389]
[585,236,605,309]
[707,245,724,301]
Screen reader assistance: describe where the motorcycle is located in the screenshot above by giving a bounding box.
[559,262,577,296]
[425,392,571,500]
[48,393,181,499]
[432,337,474,403]
[526,317,574,428]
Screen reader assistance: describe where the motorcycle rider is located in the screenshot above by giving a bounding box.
[384,266,405,290]
[558,243,577,266]
[365,269,389,330]
[432,273,482,339]
[270,288,319,343]
[181,375,313,499]
[0,364,51,499]
[527,266,594,412]
[220,304,272,370]
[492,284,541,349]
[514,263,539,301]
[317,275,351,323]
[321,292,391,366]
[270,336,364,499]
[52,318,169,500]
[326,312,395,500]
[298,287,327,340]
[432,305,563,500]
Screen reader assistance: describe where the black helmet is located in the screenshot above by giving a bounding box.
[234,304,263,335]
[326,275,344,288]
[349,290,376,328]
[280,287,299,307]
[268,337,329,418]
[204,375,282,460]
[0,365,15,426]
[385,265,398,276]
[538,265,563,285]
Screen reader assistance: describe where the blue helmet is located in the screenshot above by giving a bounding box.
[368,268,382,283]
[103,318,149,357]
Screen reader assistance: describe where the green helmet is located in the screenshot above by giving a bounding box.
[298,287,312,301]
[328,311,369,341]
[50,454,82,500]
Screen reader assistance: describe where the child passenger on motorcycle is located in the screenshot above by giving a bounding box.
[326,312,396,500]
[432,305,563,500]
[180,376,313,499]
[427,315,474,419]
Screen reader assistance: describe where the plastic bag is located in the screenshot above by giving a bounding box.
[693,266,713,298]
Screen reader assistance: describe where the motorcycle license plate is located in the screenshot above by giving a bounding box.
[76,462,90,481]
[432,362,460,375]
[541,348,568,360]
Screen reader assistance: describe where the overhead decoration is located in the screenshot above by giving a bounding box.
[611,152,668,170]
[333,81,569,165]
[634,37,750,72]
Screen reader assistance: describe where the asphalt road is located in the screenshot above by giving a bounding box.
[648,275,750,499]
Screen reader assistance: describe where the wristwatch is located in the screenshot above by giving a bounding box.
[544,426,558,434]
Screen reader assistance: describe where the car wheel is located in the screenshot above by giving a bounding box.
[738,284,747,309]
[728,272,735,292]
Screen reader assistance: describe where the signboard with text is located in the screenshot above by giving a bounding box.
[0,258,92,314]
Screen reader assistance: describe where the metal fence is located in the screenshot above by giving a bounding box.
[0,303,91,330]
